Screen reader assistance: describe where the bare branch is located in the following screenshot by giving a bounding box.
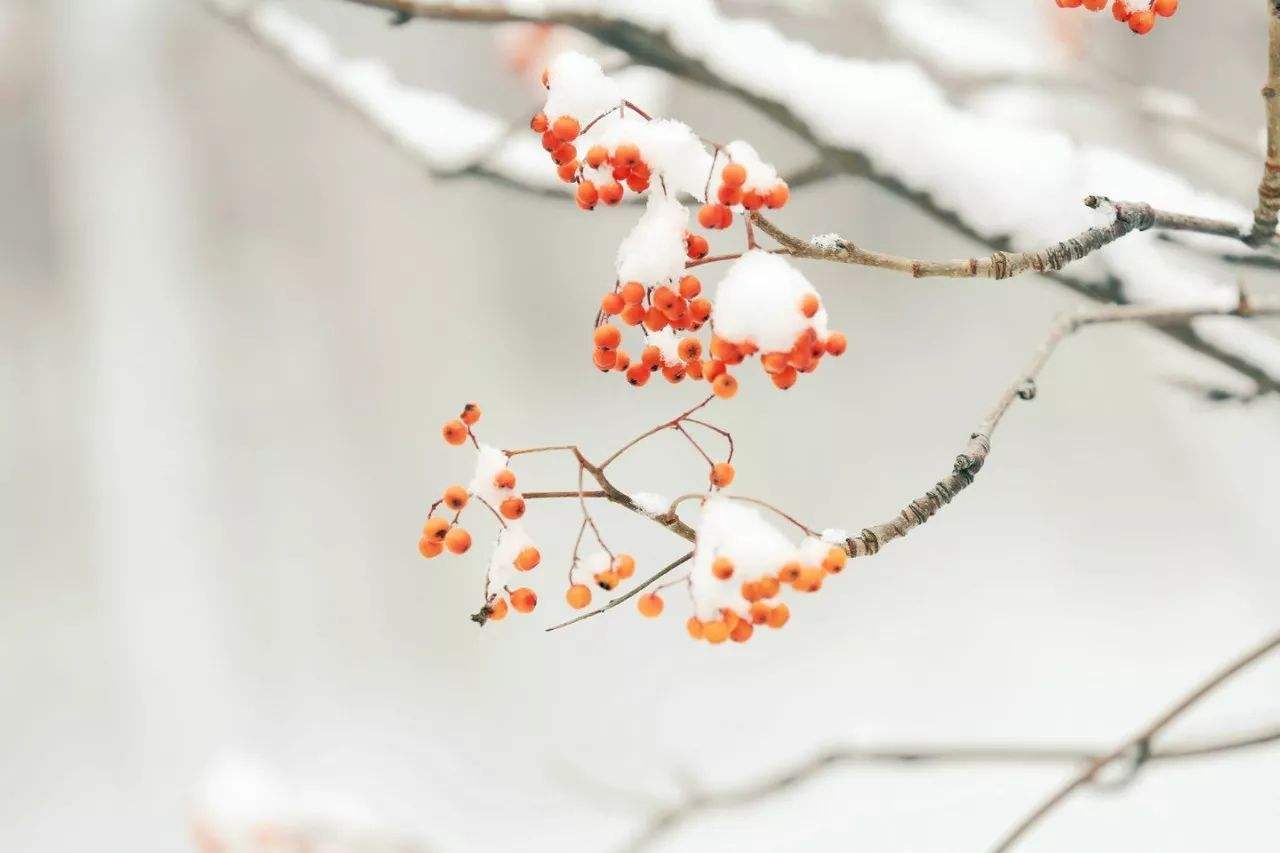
[620,721,1280,853]
[1249,1,1280,245]
[991,628,1280,852]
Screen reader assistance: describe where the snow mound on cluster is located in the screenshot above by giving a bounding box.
[712,250,830,353]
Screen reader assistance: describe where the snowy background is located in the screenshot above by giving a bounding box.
[2,0,1278,851]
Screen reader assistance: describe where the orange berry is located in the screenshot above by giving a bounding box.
[599,181,624,205]
[621,303,646,326]
[710,335,739,364]
[717,184,743,206]
[712,556,734,580]
[759,576,780,598]
[601,292,624,315]
[500,497,526,520]
[593,324,622,350]
[661,362,686,383]
[749,600,771,624]
[799,293,819,318]
[663,297,688,323]
[418,536,443,559]
[685,234,709,260]
[1152,0,1176,16]
[593,347,618,371]
[689,298,712,323]
[614,554,636,579]
[825,332,847,356]
[721,608,741,631]
[442,419,468,445]
[488,596,508,621]
[686,358,705,380]
[686,617,705,640]
[711,373,738,400]
[678,275,702,299]
[460,402,481,425]
[643,306,668,332]
[718,205,734,228]
[510,587,537,613]
[585,144,608,168]
[703,359,726,382]
[626,172,650,193]
[515,546,541,571]
[766,602,790,629]
[710,462,735,488]
[1111,1,1130,20]
[566,584,592,609]
[540,130,559,152]
[1083,0,1107,9]
[652,286,677,312]
[761,352,788,375]
[771,366,798,390]
[640,346,661,370]
[678,337,702,362]
[551,142,577,166]
[703,620,730,644]
[493,468,517,490]
[822,546,848,574]
[637,593,664,618]
[1128,9,1154,32]
[697,204,722,229]
[614,350,631,371]
[613,143,640,167]
[529,112,548,133]
[557,160,579,183]
[741,580,763,602]
[423,517,450,541]
[721,162,747,188]
[620,281,646,304]
[625,363,650,386]
[594,570,620,590]
[778,561,802,582]
[766,183,789,209]
[444,526,472,555]
[442,484,469,510]
[741,189,765,211]
[552,115,580,141]
[730,619,754,643]
[794,565,823,592]
[576,180,598,210]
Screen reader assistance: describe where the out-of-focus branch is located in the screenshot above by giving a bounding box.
[619,719,1280,853]
[991,628,1280,852]
[1248,1,1280,245]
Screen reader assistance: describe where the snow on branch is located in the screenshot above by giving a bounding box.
[331,0,1280,393]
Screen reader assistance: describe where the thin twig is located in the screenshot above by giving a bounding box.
[1248,1,1280,245]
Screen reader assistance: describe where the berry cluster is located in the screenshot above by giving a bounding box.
[530,110,655,208]
[1054,0,1179,34]
[423,403,540,622]
[565,550,640,612]
[697,159,789,231]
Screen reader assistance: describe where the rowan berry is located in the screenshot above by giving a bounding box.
[510,587,537,613]
[444,526,472,555]
[710,462,734,487]
[721,162,747,188]
[614,554,636,579]
[711,373,738,399]
[515,546,541,571]
[585,145,608,168]
[418,536,443,559]
[460,403,481,425]
[576,180,598,210]
[442,485,469,510]
[442,420,468,445]
[552,115,579,141]
[685,234,709,260]
[500,497,526,520]
[766,602,790,628]
[423,517,450,541]
[637,593,664,618]
[530,112,548,133]
[626,363,651,386]
[594,569,620,590]
[566,584,591,609]
[703,620,730,644]
[599,181,624,205]
[712,556,734,580]
[488,596,509,621]
[493,468,517,490]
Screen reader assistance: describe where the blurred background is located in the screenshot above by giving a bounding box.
[2,0,1278,850]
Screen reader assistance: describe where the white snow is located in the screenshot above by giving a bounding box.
[644,326,683,366]
[467,443,519,508]
[487,522,537,590]
[630,491,671,515]
[541,50,621,124]
[712,250,830,353]
[722,139,780,194]
[615,193,689,285]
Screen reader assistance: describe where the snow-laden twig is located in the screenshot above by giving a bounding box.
[320,0,1280,395]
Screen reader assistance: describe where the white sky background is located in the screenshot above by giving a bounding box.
[2,0,1279,851]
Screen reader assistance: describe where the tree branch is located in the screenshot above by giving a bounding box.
[1248,1,1280,245]
[990,628,1280,852]
[619,720,1280,853]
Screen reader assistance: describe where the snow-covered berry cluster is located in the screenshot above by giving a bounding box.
[685,498,850,645]
[1054,0,1179,35]
[527,52,844,397]
[423,403,541,622]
